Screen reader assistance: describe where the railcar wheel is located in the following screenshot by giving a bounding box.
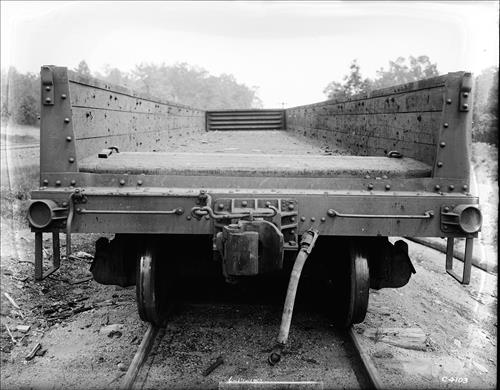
[136,245,172,327]
[329,240,370,328]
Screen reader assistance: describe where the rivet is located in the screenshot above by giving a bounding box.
[45,86,51,91]
[435,184,440,191]
[68,157,75,163]
[444,206,450,212]
[449,184,455,191]
[45,97,52,103]
[64,117,70,123]
[368,183,374,190]
[119,179,125,186]
[66,136,72,142]
[42,179,49,185]
[242,200,248,207]
[463,92,469,98]
[446,98,452,104]
[288,203,295,210]
[462,103,469,110]
[218,203,225,210]
[440,142,446,148]
[187,215,192,220]
[137,180,143,186]
[290,217,296,222]
[61,94,67,99]
[443,123,449,128]
[321,217,326,222]
[300,216,306,222]
[462,184,468,191]
[310,217,316,222]
[437,161,443,167]
[55,180,61,186]
[385,184,391,190]
[205,215,210,220]
[327,209,335,217]
[70,180,76,186]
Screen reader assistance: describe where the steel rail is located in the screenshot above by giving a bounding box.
[121,324,160,390]
[348,327,383,390]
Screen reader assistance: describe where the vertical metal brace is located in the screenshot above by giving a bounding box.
[34,232,61,280]
[459,73,472,112]
[41,66,55,106]
[445,237,474,284]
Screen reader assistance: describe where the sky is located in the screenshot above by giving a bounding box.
[1,1,498,107]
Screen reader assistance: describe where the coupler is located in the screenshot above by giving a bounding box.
[268,229,319,365]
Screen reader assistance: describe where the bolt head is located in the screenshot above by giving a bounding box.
[300,216,306,222]
[66,136,72,142]
[64,118,70,123]
[45,86,51,91]
[462,103,469,110]
[462,184,468,191]
[265,201,271,207]
[55,180,61,186]
[290,230,295,235]
[440,141,446,148]
[310,217,316,222]
[218,203,225,210]
[45,97,52,103]
[137,180,143,186]
[368,183,374,190]
[435,184,441,191]
[463,92,469,98]
[119,179,125,185]
[62,202,68,207]
[444,206,450,212]
[385,184,391,190]
[42,179,49,185]
[443,123,449,128]
[68,157,75,163]
[437,161,443,167]
[321,217,326,222]
[241,200,248,207]
[70,180,76,186]
[327,209,335,217]
[205,215,210,220]
[443,225,448,230]
[288,203,295,210]
[290,217,296,222]
[446,98,452,104]
[61,94,67,99]
[187,215,192,220]
[449,185,455,191]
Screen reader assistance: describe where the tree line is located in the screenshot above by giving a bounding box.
[1,57,497,145]
[323,56,498,145]
[1,60,263,126]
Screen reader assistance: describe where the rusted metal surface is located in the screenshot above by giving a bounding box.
[30,187,479,237]
[206,110,284,131]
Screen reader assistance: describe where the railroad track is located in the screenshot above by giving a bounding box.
[120,314,383,390]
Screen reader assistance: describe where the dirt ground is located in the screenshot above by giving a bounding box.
[0,124,497,389]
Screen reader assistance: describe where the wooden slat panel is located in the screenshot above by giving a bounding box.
[207,110,285,131]
[285,81,447,165]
